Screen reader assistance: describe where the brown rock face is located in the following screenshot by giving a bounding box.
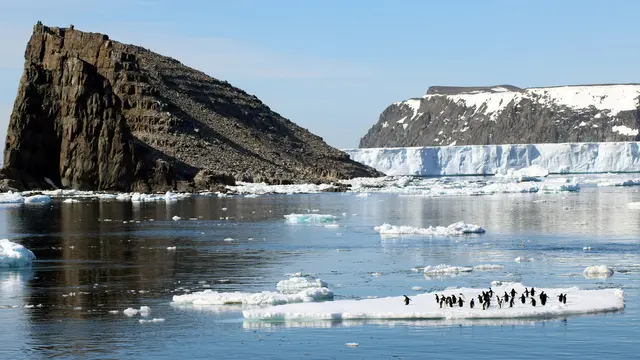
[2,23,382,192]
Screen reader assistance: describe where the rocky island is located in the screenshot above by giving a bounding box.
[360,85,640,148]
[0,23,381,192]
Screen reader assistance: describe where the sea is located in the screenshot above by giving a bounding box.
[1,175,639,359]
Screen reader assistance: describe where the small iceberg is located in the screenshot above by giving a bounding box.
[276,277,329,294]
[0,192,25,204]
[423,264,473,276]
[24,194,52,205]
[284,214,338,224]
[123,306,151,317]
[374,221,485,236]
[0,239,36,268]
[583,265,614,279]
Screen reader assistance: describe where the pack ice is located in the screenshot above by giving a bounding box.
[242,282,624,323]
[344,142,640,176]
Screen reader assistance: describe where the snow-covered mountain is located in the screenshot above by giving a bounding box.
[359,84,640,148]
[343,142,640,176]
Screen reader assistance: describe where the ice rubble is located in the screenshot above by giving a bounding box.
[583,265,615,279]
[0,239,36,268]
[284,214,338,224]
[242,282,624,322]
[374,221,485,236]
[343,142,640,176]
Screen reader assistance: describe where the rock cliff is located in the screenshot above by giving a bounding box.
[1,23,381,192]
[360,84,640,148]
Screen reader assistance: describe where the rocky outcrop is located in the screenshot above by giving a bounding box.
[2,23,381,192]
[360,84,640,148]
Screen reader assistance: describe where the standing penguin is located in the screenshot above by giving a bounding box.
[510,288,517,298]
[562,294,567,304]
[496,296,503,309]
[524,287,530,297]
[403,295,412,305]
[451,294,457,304]
[530,287,536,297]
[488,287,494,297]
[440,298,445,308]
[435,294,440,303]
[520,294,526,304]
[503,292,510,303]
[470,298,475,309]
[458,297,465,307]
[539,291,548,306]
[509,297,515,308]
[558,293,564,303]
[531,297,537,307]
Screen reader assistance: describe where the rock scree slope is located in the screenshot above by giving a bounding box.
[1,23,381,192]
[360,85,640,148]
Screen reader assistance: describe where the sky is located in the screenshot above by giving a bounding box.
[1,0,640,153]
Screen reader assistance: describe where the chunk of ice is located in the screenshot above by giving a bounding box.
[172,288,334,306]
[375,221,485,236]
[0,239,36,268]
[583,265,614,279]
[276,277,328,293]
[284,214,338,224]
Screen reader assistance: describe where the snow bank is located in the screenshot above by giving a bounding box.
[344,142,640,176]
[374,221,485,236]
[276,277,329,293]
[0,239,36,268]
[242,283,624,323]
[284,214,338,224]
[172,288,334,306]
[583,265,615,279]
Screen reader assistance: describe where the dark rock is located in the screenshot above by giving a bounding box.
[3,23,383,192]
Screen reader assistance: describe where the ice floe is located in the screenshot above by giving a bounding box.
[375,221,485,237]
[139,318,165,324]
[583,265,614,279]
[284,214,338,224]
[0,239,36,268]
[515,256,534,263]
[423,265,473,276]
[24,195,52,205]
[123,306,151,317]
[242,282,624,323]
[0,192,25,204]
[276,277,329,293]
[474,264,505,271]
[172,287,334,307]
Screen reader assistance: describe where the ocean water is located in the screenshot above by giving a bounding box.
[1,185,639,359]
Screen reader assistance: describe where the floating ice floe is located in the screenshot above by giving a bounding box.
[276,277,329,294]
[514,256,534,263]
[123,306,151,317]
[423,264,473,276]
[228,182,335,195]
[172,215,181,221]
[242,282,624,323]
[374,221,485,236]
[0,192,25,204]
[583,265,614,279]
[139,318,165,324]
[474,264,505,271]
[627,202,640,209]
[24,195,52,205]
[0,239,36,268]
[172,288,334,307]
[284,214,338,224]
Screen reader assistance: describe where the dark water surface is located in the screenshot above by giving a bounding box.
[1,188,639,359]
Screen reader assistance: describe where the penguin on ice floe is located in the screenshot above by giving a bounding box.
[403,295,412,305]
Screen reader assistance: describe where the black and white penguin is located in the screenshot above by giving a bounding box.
[510,288,517,298]
[530,287,536,297]
[496,296,503,309]
[470,298,475,309]
[562,294,567,304]
[440,298,445,308]
[558,293,564,303]
[530,297,537,307]
[524,287,530,297]
[451,294,457,303]
[539,292,548,306]
[520,294,526,304]
[435,294,440,303]
[503,292,510,303]
[458,297,465,307]
[488,287,494,297]
[404,295,412,305]
[509,297,515,308]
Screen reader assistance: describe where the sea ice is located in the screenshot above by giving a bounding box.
[583,265,614,279]
[284,214,338,224]
[172,288,334,307]
[514,257,534,263]
[423,264,473,275]
[139,318,165,324]
[374,221,485,236]
[474,264,505,271]
[172,215,181,221]
[276,277,329,293]
[123,306,151,317]
[62,198,80,203]
[0,192,24,204]
[0,239,36,268]
[242,283,624,323]
[23,195,52,205]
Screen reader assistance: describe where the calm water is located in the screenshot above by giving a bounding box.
[1,186,639,359]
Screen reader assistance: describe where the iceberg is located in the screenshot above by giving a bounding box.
[23,194,52,205]
[0,239,36,268]
[242,283,624,323]
[374,221,485,236]
[0,192,25,204]
[344,142,640,176]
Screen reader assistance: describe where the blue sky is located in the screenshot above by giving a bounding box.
[1,0,639,152]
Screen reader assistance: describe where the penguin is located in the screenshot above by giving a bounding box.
[488,287,494,297]
[477,294,483,304]
[458,297,465,307]
[510,288,517,298]
[530,297,537,307]
[440,298,445,308]
[435,294,440,303]
[520,294,526,304]
[496,296,503,309]
[451,294,457,304]
[485,298,491,309]
[558,293,564,303]
[404,295,412,305]
[503,292,510,303]
[562,294,567,304]
[509,297,515,308]
[530,287,536,297]
[470,298,475,309]
[524,287,530,297]
[539,291,548,306]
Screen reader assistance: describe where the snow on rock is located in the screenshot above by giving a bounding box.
[276,277,329,293]
[123,306,151,317]
[583,265,614,279]
[284,214,338,224]
[423,264,473,275]
[24,195,52,205]
[172,288,334,307]
[243,283,624,323]
[374,221,485,236]
[343,142,640,176]
[0,239,36,268]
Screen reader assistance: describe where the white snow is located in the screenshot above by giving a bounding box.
[583,265,614,279]
[396,116,407,124]
[284,214,338,224]
[423,264,473,275]
[344,142,640,176]
[0,239,36,268]
[276,277,329,293]
[612,125,639,136]
[23,195,52,205]
[229,182,335,195]
[374,221,485,236]
[243,283,624,323]
[172,288,334,306]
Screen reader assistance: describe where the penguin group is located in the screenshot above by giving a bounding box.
[419,287,568,310]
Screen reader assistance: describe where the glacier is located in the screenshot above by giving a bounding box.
[344,141,640,176]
